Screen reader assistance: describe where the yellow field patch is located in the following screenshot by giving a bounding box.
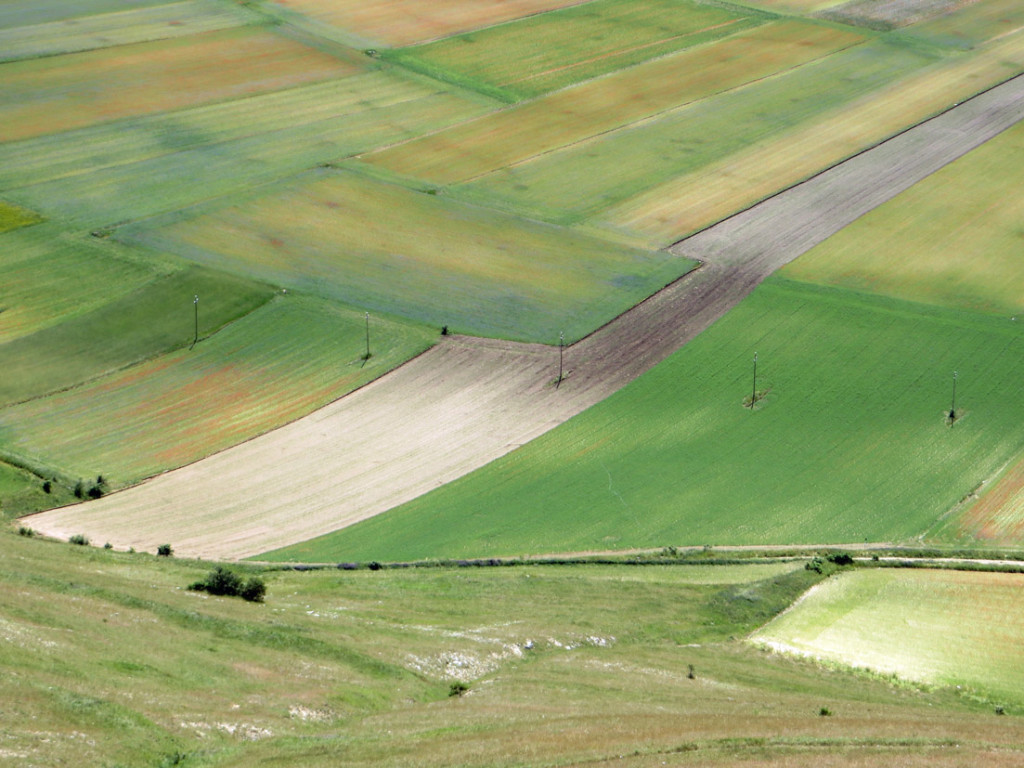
[601,30,1024,246]
[269,0,591,46]
[0,26,359,142]
[364,21,865,185]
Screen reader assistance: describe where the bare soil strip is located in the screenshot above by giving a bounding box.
[25,74,1024,560]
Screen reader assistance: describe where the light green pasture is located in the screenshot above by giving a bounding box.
[130,167,692,343]
[0,0,250,62]
[783,115,1024,315]
[0,295,435,486]
[0,264,273,408]
[265,279,1024,563]
[389,0,766,101]
[456,39,938,226]
[752,568,1024,706]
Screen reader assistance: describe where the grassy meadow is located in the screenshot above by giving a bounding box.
[6,529,1024,766]
[131,167,694,343]
[0,199,42,233]
[752,568,1024,708]
[263,278,1024,563]
[386,0,768,101]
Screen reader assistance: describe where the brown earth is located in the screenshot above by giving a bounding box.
[24,74,1024,560]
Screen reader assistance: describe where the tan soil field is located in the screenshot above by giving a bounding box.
[25,75,1024,561]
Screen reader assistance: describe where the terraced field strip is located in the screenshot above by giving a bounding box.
[270,279,1024,562]
[783,118,1024,313]
[27,74,1024,561]
[364,20,865,185]
[267,0,592,46]
[0,0,251,62]
[0,70,490,192]
[904,0,1024,48]
[752,569,1024,706]
[946,452,1024,543]
[0,26,359,143]
[0,295,435,486]
[131,167,690,343]
[603,28,1024,246]
[388,0,766,100]
[457,38,928,227]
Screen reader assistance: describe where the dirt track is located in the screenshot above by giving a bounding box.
[26,74,1024,560]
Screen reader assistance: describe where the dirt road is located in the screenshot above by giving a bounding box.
[26,74,1024,560]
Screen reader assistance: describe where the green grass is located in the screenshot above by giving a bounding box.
[0,200,42,233]
[387,0,768,101]
[130,166,694,343]
[752,568,1024,707]
[0,264,274,408]
[263,278,1024,562]
[782,116,1024,316]
[7,529,1022,766]
[899,0,1024,49]
[0,0,172,29]
[454,38,939,226]
[0,294,435,487]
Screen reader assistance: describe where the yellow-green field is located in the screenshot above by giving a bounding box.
[752,568,1024,707]
[389,0,768,100]
[365,20,865,185]
[783,116,1024,315]
[0,26,358,142]
[0,200,42,234]
[130,167,692,342]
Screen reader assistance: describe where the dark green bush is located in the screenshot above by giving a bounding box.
[189,566,265,602]
[17,526,34,537]
[157,543,173,557]
[69,533,89,546]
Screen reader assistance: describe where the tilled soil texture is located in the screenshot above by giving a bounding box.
[26,74,1024,560]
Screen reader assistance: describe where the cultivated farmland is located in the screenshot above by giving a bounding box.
[387,0,769,101]
[132,167,693,343]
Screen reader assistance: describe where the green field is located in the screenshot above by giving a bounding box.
[752,568,1024,707]
[264,278,1024,562]
[130,167,694,343]
[783,117,1024,315]
[387,0,768,101]
[0,200,42,233]
[7,531,1024,766]
[454,38,939,226]
[0,295,435,489]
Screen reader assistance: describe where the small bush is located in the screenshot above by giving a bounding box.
[73,480,84,499]
[69,533,89,546]
[42,480,51,494]
[87,484,104,499]
[449,682,469,697]
[17,526,34,537]
[104,542,112,549]
[189,567,265,602]
[157,543,173,557]
[819,706,832,717]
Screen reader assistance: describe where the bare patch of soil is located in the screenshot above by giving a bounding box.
[25,75,1024,560]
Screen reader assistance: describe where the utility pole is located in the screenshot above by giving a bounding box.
[749,352,757,409]
[364,311,371,360]
[557,331,564,388]
[192,294,199,348]
[949,370,958,422]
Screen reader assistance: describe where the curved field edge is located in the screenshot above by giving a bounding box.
[261,278,1024,563]
[751,568,1024,708]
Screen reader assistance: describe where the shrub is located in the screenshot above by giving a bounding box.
[73,480,84,499]
[819,706,832,717]
[104,542,113,550]
[449,682,469,697]
[87,484,104,499]
[69,534,89,546]
[17,526,34,537]
[189,567,265,602]
[42,480,51,494]
[157,544,173,557]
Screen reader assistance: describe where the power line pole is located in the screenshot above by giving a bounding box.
[749,352,757,409]
[192,294,199,348]
[949,370,958,423]
[364,311,371,360]
[557,331,564,388]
